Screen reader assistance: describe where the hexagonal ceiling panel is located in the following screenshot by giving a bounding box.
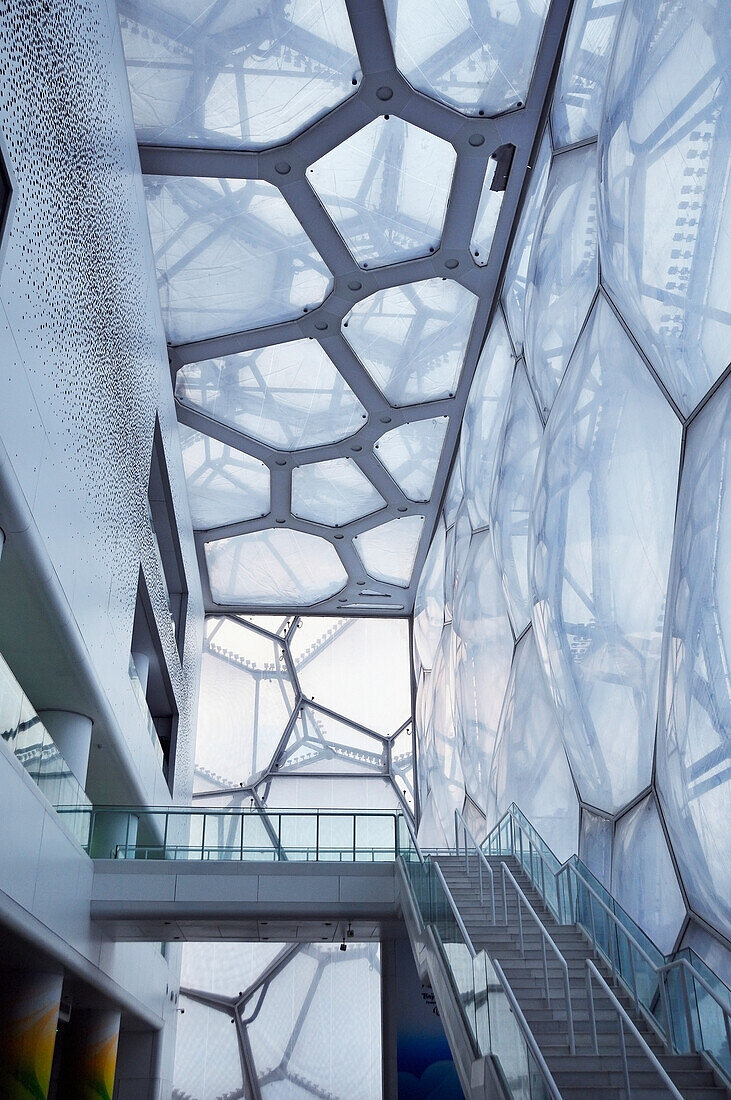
[175,341,367,450]
[354,515,425,587]
[205,528,348,606]
[375,417,448,501]
[342,279,478,405]
[292,458,385,527]
[307,115,456,268]
[144,176,332,343]
[120,0,361,149]
[383,0,550,116]
[178,424,270,529]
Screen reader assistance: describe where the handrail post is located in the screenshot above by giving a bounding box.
[542,935,550,1007]
[586,967,598,1054]
[680,963,696,1053]
[618,1014,630,1099]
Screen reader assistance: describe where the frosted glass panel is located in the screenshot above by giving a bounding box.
[206,528,348,606]
[657,378,731,940]
[178,424,270,528]
[502,128,552,353]
[353,516,425,588]
[342,279,478,405]
[195,619,295,788]
[599,0,731,414]
[121,0,360,149]
[612,795,686,955]
[374,417,448,501]
[145,176,332,344]
[459,311,515,532]
[291,618,411,736]
[413,515,446,674]
[531,296,681,813]
[470,155,505,266]
[384,0,550,116]
[487,629,579,861]
[551,0,623,148]
[292,458,384,526]
[308,116,455,267]
[490,361,543,635]
[524,142,598,418]
[453,531,514,821]
[176,341,366,450]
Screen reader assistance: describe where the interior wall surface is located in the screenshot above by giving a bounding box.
[413,0,731,980]
[0,0,203,1094]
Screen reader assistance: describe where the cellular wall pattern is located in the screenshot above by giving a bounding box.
[0,0,203,804]
[413,0,731,977]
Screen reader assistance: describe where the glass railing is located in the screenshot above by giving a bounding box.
[485,804,731,1086]
[0,651,91,846]
[398,816,562,1099]
[57,805,402,862]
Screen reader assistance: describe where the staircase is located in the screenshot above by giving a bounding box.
[435,852,728,1099]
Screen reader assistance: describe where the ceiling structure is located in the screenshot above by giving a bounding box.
[119,0,573,616]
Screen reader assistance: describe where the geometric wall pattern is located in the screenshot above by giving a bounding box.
[173,942,381,1100]
[414,0,731,971]
[193,615,414,816]
[118,0,573,616]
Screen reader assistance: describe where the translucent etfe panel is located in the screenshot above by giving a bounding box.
[120,1,360,149]
[523,143,598,419]
[178,423,269,529]
[195,618,295,787]
[487,629,579,860]
[599,0,731,414]
[342,279,478,405]
[417,626,466,849]
[502,128,552,354]
[308,116,456,268]
[144,176,332,344]
[291,617,411,737]
[383,0,550,116]
[413,515,446,673]
[173,997,242,1100]
[292,458,384,527]
[612,796,686,955]
[453,531,514,820]
[443,457,464,530]
[262,774,400,810]
[550,0,623,148]
[657,378,731,939]
[248,945,381,1100]
[470,153,506,266]
[459,311,515,531]
[531,296,682,814]
[181,942,282,999]
[175,341,366,451]
[489,361,543,635]
[579,809,613,889]
[374,417,448,501]
[278,705,386,774]
[354,515,425,588]
[205,528,347,606]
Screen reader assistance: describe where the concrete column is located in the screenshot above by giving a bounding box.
[0,968,63,1100]
[131,651,150,695]
[37,710,92,788]
[90,812,138,859]
[58,1007,121,1100]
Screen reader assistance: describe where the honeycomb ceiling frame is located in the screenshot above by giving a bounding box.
[136,0,574,617]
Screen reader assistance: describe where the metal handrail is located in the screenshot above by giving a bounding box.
[493,960,565,1100]
[432,860,477,959]
[489,806,731,1079]
[585,960,684,1100]
[500,862,575,1054]
[454,808,496,926]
